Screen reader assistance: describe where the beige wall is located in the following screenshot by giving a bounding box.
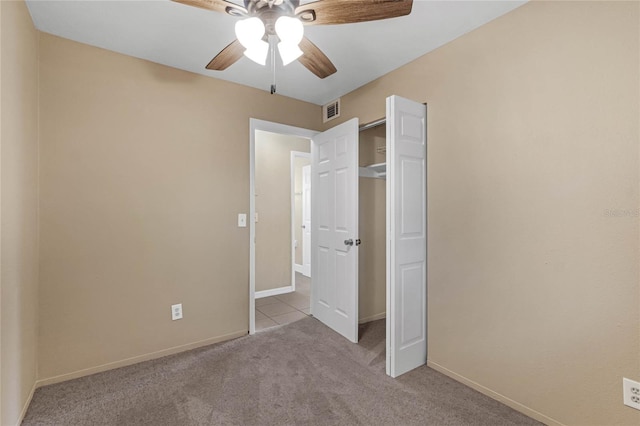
[358,125,386,322]
[293,156,310,266]
[255,131,309,292]
[335,1,640,425]
[4,2,637,425]
[0,1,40,424]
[38,34,320,381]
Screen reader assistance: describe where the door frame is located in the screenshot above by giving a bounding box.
[290,151,311,282]
[301,164,312,277]
[249,119,318,335]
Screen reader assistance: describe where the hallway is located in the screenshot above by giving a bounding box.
[255,273,310,331]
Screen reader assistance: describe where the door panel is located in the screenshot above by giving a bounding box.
[317,247,330,307]
[387,96,427,377]
[311,118,359,343]
[400,263,425,347]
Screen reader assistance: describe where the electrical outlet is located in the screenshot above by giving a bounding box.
[623,378,640,410]
[171,303,183,321]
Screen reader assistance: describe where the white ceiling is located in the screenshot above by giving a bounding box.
[26,0,526,105]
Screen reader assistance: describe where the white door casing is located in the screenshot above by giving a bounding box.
[302,164,312,277]
[311,118,359,343]
[291,151,310,282]
[386,96,427,377]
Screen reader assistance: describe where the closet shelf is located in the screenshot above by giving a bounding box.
[359,162,386,179]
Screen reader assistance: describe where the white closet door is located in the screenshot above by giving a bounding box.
[386,95,427,377]
[311,118,359,343]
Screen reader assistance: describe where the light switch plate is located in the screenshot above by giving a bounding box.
[238,213,247,227]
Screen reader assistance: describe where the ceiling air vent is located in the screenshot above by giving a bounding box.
[323,98,341,123]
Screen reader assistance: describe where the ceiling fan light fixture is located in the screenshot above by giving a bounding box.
[278,42,303,66]
[243,40,269,66]
[176,0,415,79]
[275,16,303,45]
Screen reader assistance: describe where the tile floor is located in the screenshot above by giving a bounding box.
[255,272,311,331]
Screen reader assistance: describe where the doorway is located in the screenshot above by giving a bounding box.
[249,119,318,335]
[291,152,311,280]
[358,121,387,326]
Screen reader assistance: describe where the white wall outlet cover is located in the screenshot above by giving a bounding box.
[623,378,640,410]
[238,213,247,228]
[171,303,183,321]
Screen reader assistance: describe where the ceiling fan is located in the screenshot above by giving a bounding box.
[172,0,414,79]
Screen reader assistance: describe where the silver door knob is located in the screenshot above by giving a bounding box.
[344,239,354,246]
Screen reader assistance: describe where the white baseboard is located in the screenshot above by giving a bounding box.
[255,286,293,299]
[294,264,304,274]
[427,360,564,426]
[36,329,247,388]
[359,312,386,324]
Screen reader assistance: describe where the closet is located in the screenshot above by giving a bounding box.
[310,95,427,378]
[358,120,387,325]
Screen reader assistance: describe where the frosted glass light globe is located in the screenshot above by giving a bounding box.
[278,42,303,66]
[244,41,269,66]
[235,17,266,49]
[275,16,303,44]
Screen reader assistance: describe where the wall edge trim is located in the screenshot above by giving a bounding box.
[36,329,247,388]
[427,360,565,426]
[16,381,38,426]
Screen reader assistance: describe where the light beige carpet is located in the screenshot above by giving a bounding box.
[23,317,541,425]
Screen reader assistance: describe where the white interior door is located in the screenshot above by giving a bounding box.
[386,95,427,377]
[311,118,359,343]
[302,164,312,277]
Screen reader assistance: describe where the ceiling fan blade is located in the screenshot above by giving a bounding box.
[296,0,413,25]
[298,37,337,79]
[206,39,245,71]
[172,0,247,16]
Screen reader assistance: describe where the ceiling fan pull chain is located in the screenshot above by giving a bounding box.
[270,35,277,94]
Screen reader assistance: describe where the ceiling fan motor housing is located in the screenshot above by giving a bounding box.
[244,0,298,36]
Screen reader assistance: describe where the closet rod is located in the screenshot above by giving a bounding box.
[359,118,386,132]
